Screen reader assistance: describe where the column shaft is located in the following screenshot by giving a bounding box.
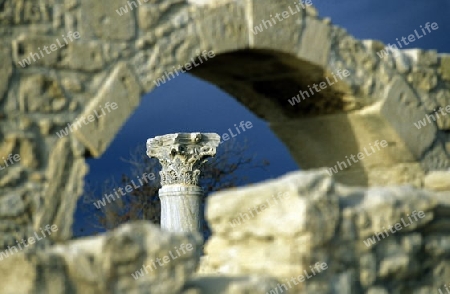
[159,185,203,232]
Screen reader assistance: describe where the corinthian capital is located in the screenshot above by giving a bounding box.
[146,133,220,186]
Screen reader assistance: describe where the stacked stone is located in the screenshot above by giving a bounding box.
[0,222,203,294]
[202,170,450,293]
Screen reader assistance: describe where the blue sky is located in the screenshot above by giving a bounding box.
[73,0,450,237]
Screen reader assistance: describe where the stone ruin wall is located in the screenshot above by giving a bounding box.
[0,0,450,293]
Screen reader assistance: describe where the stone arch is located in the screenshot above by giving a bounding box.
[1,0,448,246]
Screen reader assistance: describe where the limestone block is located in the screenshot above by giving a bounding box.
[424,171,450,191]
[79,0,135,41]
[367,163,425,188]
[207,170,339,245]
[440,54,450,81]
[367,287,388,294]
[65,0,78,10]
[138,3,164,31]
[195,3,247,54]
[421,143,450,171]
[359,253,376,287]
[381,75,436,159]
[404,49,438,67]
[40,137,87,242]
[378,254,412,280]
[0,223,202,293]
[0,43,12,103]
[19,74,68,113]
[0,219,24,235]
[73,62,141,157]
[417,92,438,114]
[332,163,425,188]
[19,138,39,169]
[271,109,419,180]
[52,157,87,242]
[353,186,435,238]
[102,224,201,293]
[206,171,339,280]
[436,115,450,130]
[206,237,302,277]
[298,17,331,67]
[394,52,412,74]
[0,137,16,158]
[248,0,305,54]
[205,170,449,292]
[361,40,385,53]
[407,69,438,91]
[12,35,65,67]
[0,253,36,294]
[435,89,450,108]
[66,41,105,71]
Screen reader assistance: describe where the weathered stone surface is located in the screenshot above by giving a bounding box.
[381,75,436,159]
[0,43,12,103]
[12,35,66,68]
[0,223,203,294]
[270,108,422,186]
[440,54,450,81]
[0,0,53,25]
[404,49,439,67]
[19,138,39,169]
[367,163,425,188]
[0,252,36,294]
[203,170,449,293]
[66,41,106,71]
[394,52,412,74]
[0,137,16,158]
[424,171,450,191]
[435,89,450,108]
[195,3,247,54]
[207,170,339,243]
[436,115,450,130]
[0,1,449,294]
[250,0,304,53]
[74,62,141,157]
[39,137,87,242]
[19,74,68,113]
[79,0,135,41]
[408,69,438,91]
[298,18,331,67]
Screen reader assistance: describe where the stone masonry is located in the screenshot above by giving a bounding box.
[0,0,449,293]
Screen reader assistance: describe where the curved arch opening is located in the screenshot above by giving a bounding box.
[73,71,299,238]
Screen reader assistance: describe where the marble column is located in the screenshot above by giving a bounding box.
[146,132,220,233]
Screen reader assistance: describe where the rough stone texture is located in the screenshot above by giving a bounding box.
[424,170,450,191]
[203,170,450,293]
[0,222,203,294]
[0,0,449,293]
